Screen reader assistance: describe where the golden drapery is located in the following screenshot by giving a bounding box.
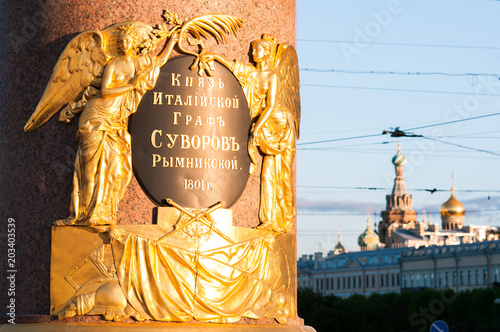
[233,61,296,233]
[111,231,291,323]
[63,55,160,226]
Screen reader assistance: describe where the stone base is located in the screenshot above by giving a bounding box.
[0,323,317,331]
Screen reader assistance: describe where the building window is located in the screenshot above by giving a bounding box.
[494,268,499,283]
[352,276,356,289]
[475,270,479,286]
[358,276,361,289]
[453,271,457,287]
[397,273,400,286]
[438,272,442,288]
[372,275,376,288]
[365,275,369,288]
[416,274,421,288]
[403,274,407,288]
[343,277,346,289]
[392,273,395,287]
[380,274,384,287]
[445,272,449,287]
[423,273,427,287]
[483,269,488,285]
[430,273,434,288]
[326,278,329,290]
[347,276,350,289]
[460,271,464,286]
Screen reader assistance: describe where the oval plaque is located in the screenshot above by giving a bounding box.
[130,55,251,208]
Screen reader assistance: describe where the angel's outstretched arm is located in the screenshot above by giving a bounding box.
[200,52,235,72]
[157,29,180,67]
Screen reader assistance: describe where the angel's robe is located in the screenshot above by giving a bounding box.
[66,55,160,226]
[232,60,296,233]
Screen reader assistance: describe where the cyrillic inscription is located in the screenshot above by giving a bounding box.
[131,55,251,208]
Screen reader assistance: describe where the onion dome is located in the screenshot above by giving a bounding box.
[441,187,465,217]
[334,226,346,254]
[358,210,380,250]
[392,142,407,167]
[334,241,346,253]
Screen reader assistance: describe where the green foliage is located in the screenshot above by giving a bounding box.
[298,287,500,332]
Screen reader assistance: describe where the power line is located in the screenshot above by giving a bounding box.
[302,83,500,97]
[297,38,500,50]
[300,68,499,78]
[298,133,381,146]
[403,112,500,131]
[298,185,500,193]
[297,208,500,216]
[423,136,500,157]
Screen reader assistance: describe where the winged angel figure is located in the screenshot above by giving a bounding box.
[24,12,243,226]
[201,34,301,233]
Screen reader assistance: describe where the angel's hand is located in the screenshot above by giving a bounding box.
[195,52,216,77]
[169,29,180,41]
[199,52,216,63]
[59,107,73,124]
[249,124,259,144]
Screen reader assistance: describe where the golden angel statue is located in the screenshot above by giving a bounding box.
[24,12,243,227]
[201,34,301,233]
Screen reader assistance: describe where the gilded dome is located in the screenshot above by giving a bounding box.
[440,188,465,216]
[358,220,380,250]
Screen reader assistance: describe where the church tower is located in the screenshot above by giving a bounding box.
[359,208,381,251]
[379,143,417,246]
[441,176,466,230]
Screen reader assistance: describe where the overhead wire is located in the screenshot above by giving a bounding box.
[403,112,500,131]
[297,185,500,193]
[297,38,500,50]
[297,208,500,216]
[298,112,500,157]
[301,83,500,97]
[300,68,499,78]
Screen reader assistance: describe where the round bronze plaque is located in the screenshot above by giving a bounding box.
[130,55,251,208]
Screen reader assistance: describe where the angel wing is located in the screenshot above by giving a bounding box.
[177,14,243,57]
[24,30,110,132]
[274,44,301,138]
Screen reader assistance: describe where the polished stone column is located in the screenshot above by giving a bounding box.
[0,0,307,329]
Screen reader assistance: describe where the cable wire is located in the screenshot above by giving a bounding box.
[302,83,500,97]
[297,38,500,50]
[300,68,500,78]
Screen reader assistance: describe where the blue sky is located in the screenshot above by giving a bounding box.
[295,0,500,255]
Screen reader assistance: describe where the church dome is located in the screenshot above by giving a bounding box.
[392,143,407,167]
[441,188,465,217]
[358,217,380,250]
[334,241,346,253]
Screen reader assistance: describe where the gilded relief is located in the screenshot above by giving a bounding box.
[199,34,301,233]
[51,209,295,323]
[28,9,300,325]
[24,11,243,226]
